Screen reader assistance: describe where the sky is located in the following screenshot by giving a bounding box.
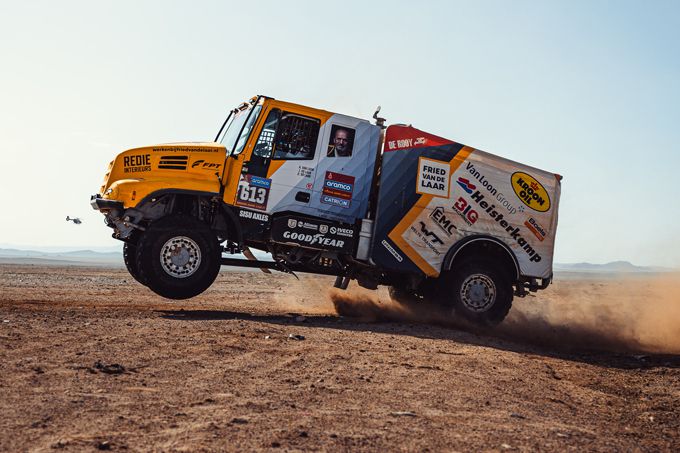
[0,0,679,267]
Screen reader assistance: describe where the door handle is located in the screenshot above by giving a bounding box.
[295,191,310,203]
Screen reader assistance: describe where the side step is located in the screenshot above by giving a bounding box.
[220,257,298,279]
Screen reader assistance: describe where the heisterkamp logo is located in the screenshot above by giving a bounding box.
[511,172,551,212]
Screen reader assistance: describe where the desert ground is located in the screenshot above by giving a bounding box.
[1,264,679,452]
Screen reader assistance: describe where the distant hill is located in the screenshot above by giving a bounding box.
[0,248,123,266]
[0,247,270,268]
[554,261,672,273]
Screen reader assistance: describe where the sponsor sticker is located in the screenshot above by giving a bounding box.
[469,190,542,262]
[321,195,351,208]
[429,207,457,236]
[465,162,519,215]
[524,217,547,242]
[123,154,151,173]
[406,221,444,257]
[386,136,428,150]
[281,231,345,248]
[152,146,219,153]
[191,159,222,170]
[329,226,354,237]
[249,175,272,189]
[271,216,355,252]
[381,239,404,262]
[417,157,450,198]
[321,171,354,209]
[452,197,479,227]
[238,209,269,222]
[235,175,271,211]
[456,177,476,194]
[511,172,550,212]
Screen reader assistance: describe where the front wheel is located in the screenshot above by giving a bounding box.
[440,259,513,326]
[123,242,146,286]
[135,216,221,300]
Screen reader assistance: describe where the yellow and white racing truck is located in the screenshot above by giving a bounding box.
[91,95,561,325]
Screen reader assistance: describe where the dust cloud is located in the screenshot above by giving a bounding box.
[328,274,680,354]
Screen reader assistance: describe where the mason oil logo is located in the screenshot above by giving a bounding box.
[511,172,550,212]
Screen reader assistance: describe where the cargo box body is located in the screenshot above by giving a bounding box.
[371,125,560,280]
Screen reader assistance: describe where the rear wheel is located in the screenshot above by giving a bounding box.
[135,216,221,300]
[123,242,146,286]
[440,259,513,326]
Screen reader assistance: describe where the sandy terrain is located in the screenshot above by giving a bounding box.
[1,264,679,452]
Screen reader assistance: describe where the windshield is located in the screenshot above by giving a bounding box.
[218,103,263,156]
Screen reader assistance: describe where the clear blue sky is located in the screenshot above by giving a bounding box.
[0,0,678,266]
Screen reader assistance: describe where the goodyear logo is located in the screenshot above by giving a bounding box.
[511,172,550,212]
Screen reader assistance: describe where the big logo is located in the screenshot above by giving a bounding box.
[511,172,551,212]
[453,197,478,226]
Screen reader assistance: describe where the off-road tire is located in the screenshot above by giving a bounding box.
[441,258,513,326]
[135,216,221,300]
[123,242,147,286]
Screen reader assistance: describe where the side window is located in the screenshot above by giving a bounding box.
[327,125,355,157]
[253,109,281,158]
[272,113,320,160]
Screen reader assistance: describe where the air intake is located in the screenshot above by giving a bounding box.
[158,155,188,170]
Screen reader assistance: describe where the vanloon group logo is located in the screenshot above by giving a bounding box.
[457,177,476,194]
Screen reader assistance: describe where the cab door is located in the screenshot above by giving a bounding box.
[235,107,323,215]
[308,115,380,223]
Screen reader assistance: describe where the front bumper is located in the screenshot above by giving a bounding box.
[90,194,124,211]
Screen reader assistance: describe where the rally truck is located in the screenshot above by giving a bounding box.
[91,95,561,325]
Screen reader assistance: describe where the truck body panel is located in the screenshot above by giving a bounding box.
[372,125,560,279]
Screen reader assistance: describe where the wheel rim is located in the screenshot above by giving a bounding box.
[459,273,496,312]
[160,236,202,278]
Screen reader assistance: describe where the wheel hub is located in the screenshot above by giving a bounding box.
[160,236,201,278]
[459,274,496,312]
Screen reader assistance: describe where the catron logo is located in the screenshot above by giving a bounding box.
[511,172,551,212]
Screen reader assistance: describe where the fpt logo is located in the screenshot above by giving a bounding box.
[511,172,551,212]
[457,177,476,194]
